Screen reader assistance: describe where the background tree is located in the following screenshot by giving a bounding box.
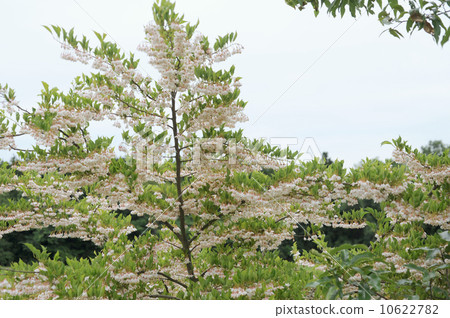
[322,151,333,167]
[285,0,450,45]
[421,140,450,156]
[0,158,100,266]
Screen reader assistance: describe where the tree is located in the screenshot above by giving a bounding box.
[0,0,315,299]
[421,140,450,156]
[285,0,450,45]
[322,151,333,166]
[304,139,450,299]
[0,0,448,300]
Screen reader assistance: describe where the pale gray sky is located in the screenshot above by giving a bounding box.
[1,0,449,166]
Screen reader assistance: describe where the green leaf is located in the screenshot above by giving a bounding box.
[388,28,404,39]
[349,252,375,266]
[367,274,381,291]
[41,81,49,91]
[326,285,339,299]
[330,244,368,255]
[306,280,322,288]
[42,25,52,34]
[405,263,427,273]
[441,28,450,46]
[51,25,61,37]
[406,18,414,32]
[427,248,441,260]
[432,18,441,43]
[24,243,39,255]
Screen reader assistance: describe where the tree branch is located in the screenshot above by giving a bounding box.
[0,133,26,139]
[189,218,220,244]
[157,271,188,289]
[147,294,180,300]
[130,80,156,101]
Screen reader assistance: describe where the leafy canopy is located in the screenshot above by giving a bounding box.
[285,0,450,45]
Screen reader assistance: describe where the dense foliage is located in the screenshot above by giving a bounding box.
[285,0,450,45]
[0,0,448,299]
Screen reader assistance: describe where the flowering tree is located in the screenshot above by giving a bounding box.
[0,0,313,299]
[297,138,449,299]
[0,0,448,300]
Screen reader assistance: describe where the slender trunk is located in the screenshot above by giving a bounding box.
[170,91,197,281]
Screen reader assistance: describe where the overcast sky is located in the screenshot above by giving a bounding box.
[1,0,449,166]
